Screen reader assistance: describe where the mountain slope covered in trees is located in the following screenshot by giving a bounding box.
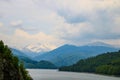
[59,51,120,76]
[25,60,57,69]
[0,40,32,80]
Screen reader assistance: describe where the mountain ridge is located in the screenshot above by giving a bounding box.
[10,42,119,67]
[34,43,119,67]
[86,42,113,47]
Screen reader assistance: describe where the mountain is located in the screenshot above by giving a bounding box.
[10,42,119,68]
[34,43,119,67]
[10,48,56,69]
[11,48,28,57]
[14,54,57,69]
[10,48,35,63]
[59,50,120,76]
[19,56,57,69]
[22,43,55,58]
[86,42,113,47]
[10,48,37,67]
[34,44,84,67]
[23,43,55,53]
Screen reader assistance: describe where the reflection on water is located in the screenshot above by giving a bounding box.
[28,69,120,80]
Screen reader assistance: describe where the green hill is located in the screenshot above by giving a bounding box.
[0,40,32,80]
[59,50,120,76]
[25,60,57,69]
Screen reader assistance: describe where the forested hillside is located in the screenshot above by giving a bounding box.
[0,40,32,80]
[25,60,57,69]
[59,51,120,76]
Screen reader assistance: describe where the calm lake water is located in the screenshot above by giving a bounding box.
[27,69,120,80]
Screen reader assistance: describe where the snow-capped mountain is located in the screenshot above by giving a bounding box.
[19,43,56,58]
[23,43,56,53]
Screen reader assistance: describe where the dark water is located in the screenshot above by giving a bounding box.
[28,69,120,80]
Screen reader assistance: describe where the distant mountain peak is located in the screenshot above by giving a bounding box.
[23,43,56,53]
[86,42,112,47]
[61,44,76,47]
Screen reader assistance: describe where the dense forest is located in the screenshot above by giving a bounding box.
[24,60,57,69]
[0,40,32,80]
[59,50,120,76]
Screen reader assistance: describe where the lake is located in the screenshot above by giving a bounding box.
[27,69,120,80]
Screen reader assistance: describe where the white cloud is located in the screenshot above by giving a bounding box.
[0,22,3,27]
[40,0,119,16]
[0,0,120,48]
[112,15,120,34]
[10,20,23,27]
[1,28,66,49]
[54,22,93,38]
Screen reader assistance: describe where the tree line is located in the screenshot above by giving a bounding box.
[59,50,120,76]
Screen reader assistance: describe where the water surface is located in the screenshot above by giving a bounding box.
[28,69,120,80]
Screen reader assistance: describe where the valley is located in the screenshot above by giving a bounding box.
[11,42,119,68]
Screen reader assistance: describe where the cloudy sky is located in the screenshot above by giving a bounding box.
[0,0,120,49]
